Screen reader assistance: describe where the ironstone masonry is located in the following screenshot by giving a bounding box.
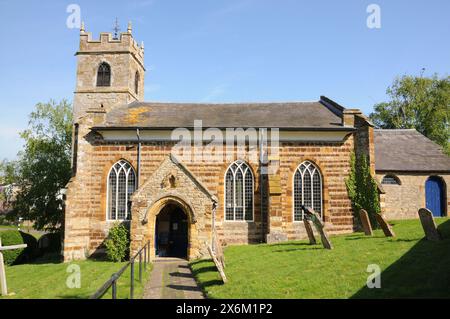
[63,25,376,261]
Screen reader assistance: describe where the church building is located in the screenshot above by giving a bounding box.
[63,24,376,261]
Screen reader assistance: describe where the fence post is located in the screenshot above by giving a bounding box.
[130,259,135,299]
[112,278,117,299]
[139,251,142,282]
[144,245,147,270]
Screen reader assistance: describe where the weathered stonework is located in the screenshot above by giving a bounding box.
[62,26,376,262]
[376,172,450,220]
[73,28,144,120]
[130,155,216,260]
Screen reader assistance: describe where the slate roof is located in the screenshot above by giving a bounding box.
[374,129,450,172]
[94,98,352,130]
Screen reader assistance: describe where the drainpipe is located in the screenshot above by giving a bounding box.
[136,128,141,188]
[259,129,267,243]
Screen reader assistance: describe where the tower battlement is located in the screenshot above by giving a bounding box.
[73,22,145,120]
[77,22,144,65]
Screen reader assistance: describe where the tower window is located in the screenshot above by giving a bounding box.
[97,62,111,87]
[135,71,140,95]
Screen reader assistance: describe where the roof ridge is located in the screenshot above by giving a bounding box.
[133,101,321,105]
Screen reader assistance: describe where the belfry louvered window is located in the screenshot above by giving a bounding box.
[293,161,323,221]
[97,62,111,87]
[134,71,140,95]
[107,160,136,220]
[225,160,254,221]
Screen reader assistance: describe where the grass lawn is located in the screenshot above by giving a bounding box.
[191,218,450,299]
[1,255,152,299]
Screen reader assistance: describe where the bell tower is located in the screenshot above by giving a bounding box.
[73,21,145,120]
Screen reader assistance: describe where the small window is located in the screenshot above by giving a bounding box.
[97,62,111,87]
[382,175,401,185]
[134,71,140,95]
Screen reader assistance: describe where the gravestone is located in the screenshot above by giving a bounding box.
[303,207,333,250]
[418,208,442,241]
[0,238,27,296]
[214,238,226,269]
[207,245,227,283]
[374,213,396,237]
[359,209,373,236]
[303,219,316,245]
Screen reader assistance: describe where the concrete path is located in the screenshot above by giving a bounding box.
[143,257,204,299]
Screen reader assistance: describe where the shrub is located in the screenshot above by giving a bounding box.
[105,223,130,262]
[38,232,61,254]
[20,231,38,262]
[345,152,381,228]
[0,230,25,265]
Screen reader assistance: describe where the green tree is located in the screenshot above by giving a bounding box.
[369,74,450,154]
[346,153,381,228]
[5,100,72,231]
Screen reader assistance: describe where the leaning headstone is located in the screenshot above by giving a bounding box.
[215,239,226,269]
[359,209,373,236]
[303,219,317,245]
[304,208,333,250]
[207,245,227,283]
[418,208,442,241]
[374,213,396,237]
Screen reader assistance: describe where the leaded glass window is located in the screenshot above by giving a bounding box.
[107,160,136,220]
[293,161,322,221]
[224,160,254,221]
[381,175,401,185]
[97,62,111,87]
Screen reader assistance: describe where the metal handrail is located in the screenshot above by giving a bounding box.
[89,241,151,299]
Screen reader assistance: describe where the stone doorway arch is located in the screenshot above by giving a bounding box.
[129,155,217,261]
[145,195,197,260]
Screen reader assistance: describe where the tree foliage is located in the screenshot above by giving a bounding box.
[369,74,450,154]
[4,100,72,231]
[345,153,381,228]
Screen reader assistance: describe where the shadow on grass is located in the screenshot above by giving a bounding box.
[261,242,313,247]
[29,252,63,265]
[345,235,386,241]
[352,220,450,298]
[273,246,322,253]
[190,259,224,292]
[56,295,86,299]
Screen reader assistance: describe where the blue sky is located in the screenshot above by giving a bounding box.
[0,0,449,159]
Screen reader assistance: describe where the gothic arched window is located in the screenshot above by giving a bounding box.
[107,160,136,220]
[225,160,254,221]
[97,62,111,87]
[293,161,323,221]
[134,71,140,95]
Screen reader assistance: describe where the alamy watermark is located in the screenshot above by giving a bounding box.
[367,4,381,29]
[366,264,381,288]
[66,4,81,29]
[170,120,280,174]
[66,264,81,289]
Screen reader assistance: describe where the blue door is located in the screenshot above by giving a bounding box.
[425,177,444,217]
